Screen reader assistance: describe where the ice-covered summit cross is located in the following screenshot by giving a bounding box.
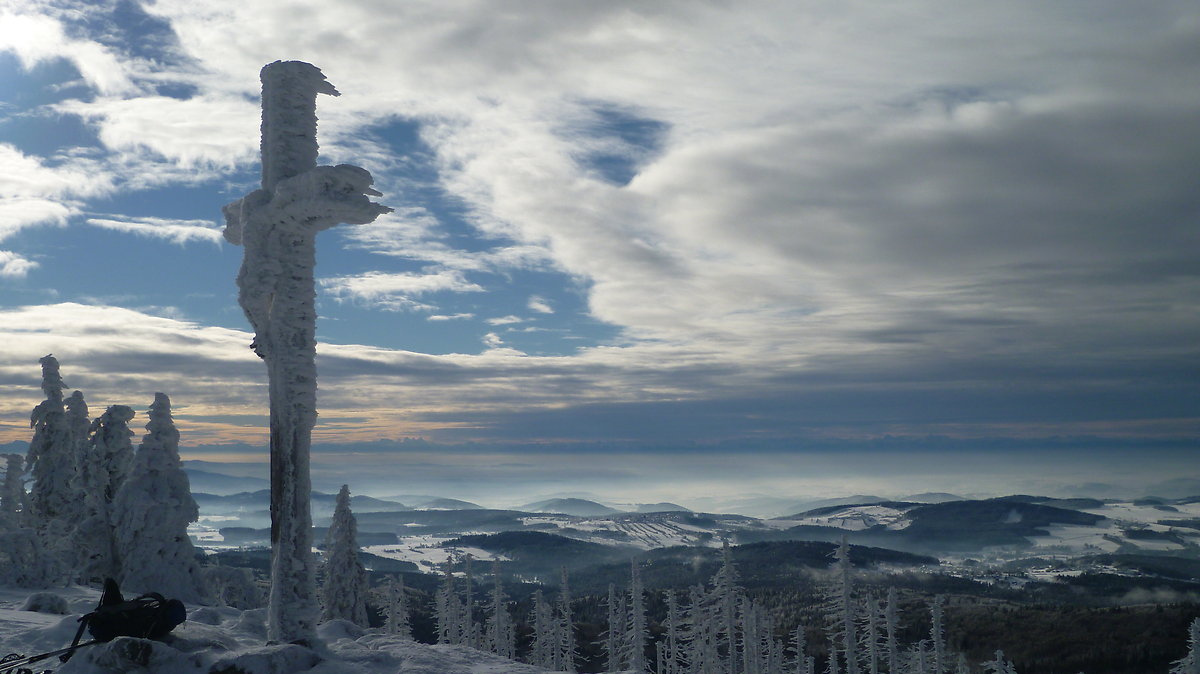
[223,61,390,645]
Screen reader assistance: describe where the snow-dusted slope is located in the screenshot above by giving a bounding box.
[777,504,915,531]
[0,586,568,674]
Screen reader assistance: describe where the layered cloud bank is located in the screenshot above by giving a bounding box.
[0,2,1195,457]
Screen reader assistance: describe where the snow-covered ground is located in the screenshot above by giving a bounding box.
[0,585,569,674]
[1026,501,1200,556]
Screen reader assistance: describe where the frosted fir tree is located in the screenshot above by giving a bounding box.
[660,591,683,674]
[884,588,901,674]
[712,540,742,673]
[485,561,514,658]
[461,553,481,648]
[604,583,625,673]
[623,560,649,673]
[435,558,465,644]
[555,567,577,673]
[74,404,136,582]
[223,60,390,643]
[529,589,555,669]
[385,575,412,639]
[825,536,859,674]
[111,393,206,602]
[1,453,24,528]
[1172,618,1200,674]
[26,356,77,551]
[929,595,946,674]
[981,649,1017,674]
[861,595,882,674]
[791,622,814,674]
[319,484,370,625]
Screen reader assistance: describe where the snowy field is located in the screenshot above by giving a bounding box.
[0,586,568,674]
[363,535,506,571]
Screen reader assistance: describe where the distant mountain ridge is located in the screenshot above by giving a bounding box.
[519,498,623,516]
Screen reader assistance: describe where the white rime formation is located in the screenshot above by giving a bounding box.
[112,393,205,602]
[320,484,369,625]
[223,60,390,644]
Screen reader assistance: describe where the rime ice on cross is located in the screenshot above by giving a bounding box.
[223,61,390,644]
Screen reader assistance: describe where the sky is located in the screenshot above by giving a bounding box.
[0,1,1196,506]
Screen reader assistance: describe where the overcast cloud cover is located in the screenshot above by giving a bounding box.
[0,1,1196,500]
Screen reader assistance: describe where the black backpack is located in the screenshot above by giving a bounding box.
[64,579,187,658]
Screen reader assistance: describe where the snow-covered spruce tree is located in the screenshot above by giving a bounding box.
[791,621,814,674]
[436,558,465,644]
[980,649,1017,674]
[1172,618,1200,674]
[26,355,78,575]
[860,595,881,674]
[685,586,714,674]
[741,595,764,674]
[111,392,205,602]
[623,560,649,673]
[825,536,859,674]
[1,453,24,528]
[319,484,370,625]
[64,389,89,458]
[74,404,136,582]
[386,574,413,639]
[604,583,625,673]
[929,595,946,674]
[660,590,683,674]
[712,540,742,672]
[462,553,481,648]
[529,589,555,669]
[884,588,901,674]
[826,632,842,674]
[555,566,577,672]
[910,640,930,674]
[485,561,514,658]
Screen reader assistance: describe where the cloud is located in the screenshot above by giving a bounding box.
[527,296,553,314]
[0,11,135,95]
[1,1,1197,456]
[86,215,224,245]
[427,313,474,321]
[0,144,113,240]
[54,95,258,170]
[0,251,37,278]
[320,270,485,311]
[485,315,522,326]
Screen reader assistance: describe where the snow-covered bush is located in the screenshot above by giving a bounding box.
[205,565,262,609]
[20,591,69,614]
